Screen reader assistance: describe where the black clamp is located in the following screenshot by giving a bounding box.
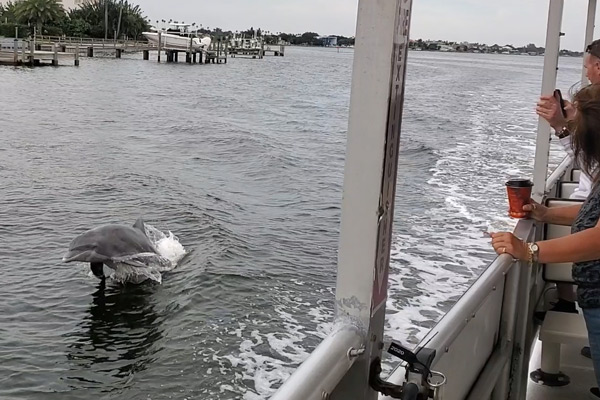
[369,342,436,399]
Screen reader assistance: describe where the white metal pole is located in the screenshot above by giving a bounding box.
[331,0,413,398]
[582,0,597,84]
[531,0,564,201]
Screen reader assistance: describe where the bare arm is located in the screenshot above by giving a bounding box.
[538,225,600,263]
[542,204,583,226]
[525,202,582,226]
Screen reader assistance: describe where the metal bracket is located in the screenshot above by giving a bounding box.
[369,343,442,399]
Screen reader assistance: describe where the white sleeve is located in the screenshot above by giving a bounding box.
[558,135,574,158]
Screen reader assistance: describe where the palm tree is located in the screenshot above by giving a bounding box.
[16,0,65,34]
[0,1,20,24]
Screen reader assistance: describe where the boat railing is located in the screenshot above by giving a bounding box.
[269,158,572,400]
[269,320,364,400]
[381,157,573,400]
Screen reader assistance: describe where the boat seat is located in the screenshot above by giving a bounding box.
[571,169,581,182]
[540,311,589,347]
[534,311,589,381]
[542,198,584,284]
[558,182,578,199]
[534,198,589,384]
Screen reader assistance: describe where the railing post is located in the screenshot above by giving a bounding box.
[582,0,597,84]
[13,38,18,64]
[332,0,413,398]
[532,0,564,202]
[157,31,162,62]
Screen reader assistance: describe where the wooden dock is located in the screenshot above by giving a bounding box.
[229,43,285,59]
[0,40,79,66]
[0,35,285,66]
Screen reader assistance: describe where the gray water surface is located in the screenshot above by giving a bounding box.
[0,48,581,399]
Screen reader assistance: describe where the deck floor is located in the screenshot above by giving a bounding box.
[527,337,596,400]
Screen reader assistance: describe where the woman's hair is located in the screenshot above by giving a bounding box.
[571,83,600,183]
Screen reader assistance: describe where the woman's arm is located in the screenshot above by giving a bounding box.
[525,202,582,226]
[538,226,600,263]
[491,214,600,263]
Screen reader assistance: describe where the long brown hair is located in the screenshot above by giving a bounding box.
[571,83,600,183]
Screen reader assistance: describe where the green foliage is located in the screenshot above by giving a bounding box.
[0,1,20,23]
[15,0,65,32]
[67,0,149,39]
[0,23,30,38]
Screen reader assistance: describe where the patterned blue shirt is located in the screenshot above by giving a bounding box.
[572,182,600,308]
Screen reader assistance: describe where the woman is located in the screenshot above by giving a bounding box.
[491,83,600,398]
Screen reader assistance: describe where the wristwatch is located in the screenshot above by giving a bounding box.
[555,126,570,139]
[527,242,540,263]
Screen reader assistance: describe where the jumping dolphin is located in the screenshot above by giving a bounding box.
[63,218,160,279]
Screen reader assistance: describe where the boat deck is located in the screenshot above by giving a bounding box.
[527,336,596,400]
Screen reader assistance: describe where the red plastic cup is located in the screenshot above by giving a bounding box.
[506,179,533,219]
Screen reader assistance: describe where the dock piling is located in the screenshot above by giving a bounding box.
[52,43,58,66]
[13,39,18,64]
[29,40,34,66]
[115,48,122,58]
[87,46,94,57]
[143,50,149,60]
[157,31,162,62]
[75,44,80,66]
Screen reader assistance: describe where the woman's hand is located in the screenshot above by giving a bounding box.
[490,232,529,260]
[536,95,568,130]
[523,199,548,222]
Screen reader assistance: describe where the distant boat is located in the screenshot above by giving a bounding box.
[143,23,211,52]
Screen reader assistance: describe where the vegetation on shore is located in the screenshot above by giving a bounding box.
[410,38,583,57]
[0,0,149,39]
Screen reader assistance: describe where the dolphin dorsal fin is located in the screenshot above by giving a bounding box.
[133,217,146,234]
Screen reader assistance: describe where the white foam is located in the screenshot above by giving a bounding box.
[104,224,186,285]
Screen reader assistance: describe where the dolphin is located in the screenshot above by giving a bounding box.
[63,218,160,279]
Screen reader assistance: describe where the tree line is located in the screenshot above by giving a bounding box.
[0,0,149,39]
[0,2,356,47]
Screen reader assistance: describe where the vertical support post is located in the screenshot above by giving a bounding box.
[582,0,597,84]
[143,50,149,60]
[329,1,413,399]
[29,40,34,66]
[115,48,122,58]
[52,43,58,66]
[532,0,564,202]
[13,38,18,64]
[87,46,94,57]
[75,44,80,66]
[540,342,562,374]
[157,31,162,62]
[21,40,26,64]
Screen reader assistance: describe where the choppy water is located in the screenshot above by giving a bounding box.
[0,47,582,399]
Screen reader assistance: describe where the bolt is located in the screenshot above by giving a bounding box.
[348,347,365,359]
[322,391,330,400]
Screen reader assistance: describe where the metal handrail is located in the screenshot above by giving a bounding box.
[270,321,364,400]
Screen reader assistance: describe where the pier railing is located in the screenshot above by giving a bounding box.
[35,35,156,50]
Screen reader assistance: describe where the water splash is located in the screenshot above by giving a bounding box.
[105,224,186,284]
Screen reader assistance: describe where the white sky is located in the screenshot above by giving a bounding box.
[135,0,597,50]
